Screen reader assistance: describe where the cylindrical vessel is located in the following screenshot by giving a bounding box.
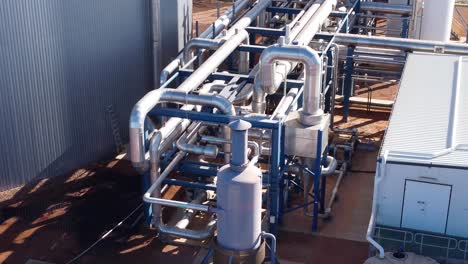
[216,163,262,251]
[420,0,455,41]
[216,120,262,252]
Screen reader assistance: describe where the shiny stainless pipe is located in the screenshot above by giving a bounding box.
[332,33,468,55]
[258,44,323,125]
[159,0,252,86]
[130,30,248,172]
[176,122,219,157]
[360,2,412,15]
[183,38,223,65]
[130,89,236,172]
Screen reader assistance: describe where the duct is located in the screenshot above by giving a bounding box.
[296,0,336,45]
[160,59,181,86]
[176,122,219,157]
[130,89,235,171]
[159,0,252,86]
[253,0,336,114]
[321,156,337,175]
[360,2,412,15]
[258,44,323,126]
[183,38,223,65]
[200,135,259,163]
[272,88,299,119]
[130,30,248,172]
[226,0,272,37]
[331,33,468,55]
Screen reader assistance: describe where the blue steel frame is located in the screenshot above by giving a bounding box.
[142,0,401,234]
[148,107,285,234]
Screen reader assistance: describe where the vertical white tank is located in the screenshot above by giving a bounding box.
[420,0,455,42]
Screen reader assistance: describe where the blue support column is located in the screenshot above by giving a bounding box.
[269,124,283,235]
[401,16,409,38]
[278,124,286,225]
[312,130,323,232]
[343,46,355,122]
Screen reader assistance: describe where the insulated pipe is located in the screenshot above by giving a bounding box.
[130,89,235,171]
[295,0,336,45]
[183,38,223,65]
[258,44,323,125]
[331,33,468,55]
[159,0,252,86]
[176,122,219,157]
[252,0,336,114]
[360,2,412,15]
[321,156,337,175]
[130,30,248,171]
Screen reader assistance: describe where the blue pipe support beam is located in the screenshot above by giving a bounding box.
[266,6,302,15]
[246,27,285,37]
[312,130,324,232]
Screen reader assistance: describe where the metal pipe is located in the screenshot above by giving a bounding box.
[258,44,323,125]
[296,0,336,45]
[130,31,248,172]
[159,0,252,85]
[367,151,388,259]
[253,0,336,114]
[183,38,223,65]
[176,122,219,157]
[360,2,412,15]
[331,33,468,55]
[321,156,337,175]
[159,219,216,240]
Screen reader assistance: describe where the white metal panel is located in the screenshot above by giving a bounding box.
[401,181,451,234]
[380,53,468,169]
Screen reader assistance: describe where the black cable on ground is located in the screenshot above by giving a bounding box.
[65,203,143,264]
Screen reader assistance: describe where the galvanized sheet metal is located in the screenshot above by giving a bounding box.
[381,53,468,168]
[0,0,153,191]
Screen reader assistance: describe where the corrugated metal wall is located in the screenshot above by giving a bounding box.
[0,0,153,191]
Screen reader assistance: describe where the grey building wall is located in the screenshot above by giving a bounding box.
[0,0,153,191]
[152,0,192,86]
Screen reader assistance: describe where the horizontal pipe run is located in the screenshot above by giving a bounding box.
[331,33,468,55]
[360,2,412,15]
[159,0,252,85]
[176,122,219,157]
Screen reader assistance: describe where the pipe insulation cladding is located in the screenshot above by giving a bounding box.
[420,0,456,42]
[216,120,263,251]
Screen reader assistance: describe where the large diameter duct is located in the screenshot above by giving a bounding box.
[216,120,264,260]
[130,30,248,172]
[360,2,412,15]
[252,0,336,114]
[130,89,236,172]
[420,0,456,42]
[258,44,323,126]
